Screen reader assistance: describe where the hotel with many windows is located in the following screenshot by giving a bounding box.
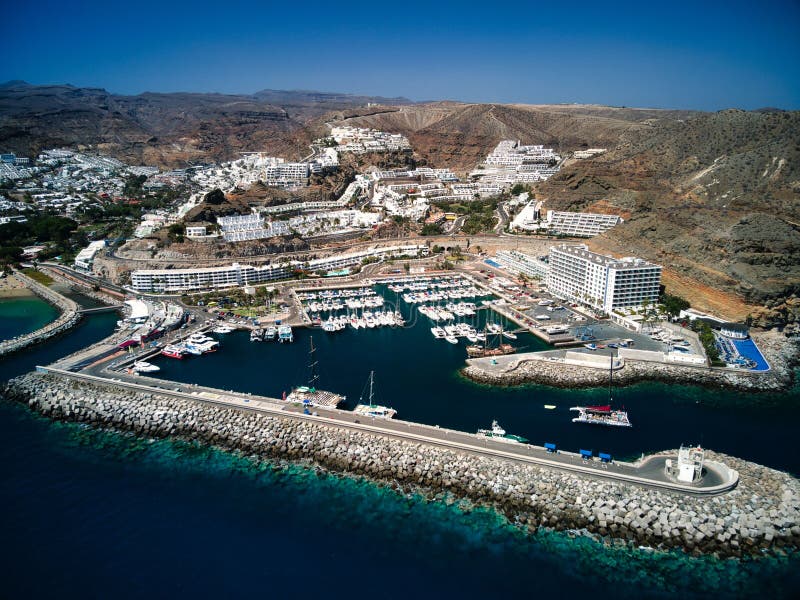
[546,244,661,313]
[130,245,427,293]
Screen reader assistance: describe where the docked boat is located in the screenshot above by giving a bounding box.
[197,339,219,353]
[132,361,160,373]
[431,326,446,339]
[264,326,277,341]
[501,330,518,340]
[570,355,632,427]
[250,328,265,342]
[477,420,528,443]
[285,337,345,408]
[181,343,203,356]
[353,371,396,419]
[278,325,293,343]
[161,345,185,359]
[444,334,459,344]
[212,324,235,334]
[570,405,632,427]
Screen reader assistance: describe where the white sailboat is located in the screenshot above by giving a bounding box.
[353,370,396,419]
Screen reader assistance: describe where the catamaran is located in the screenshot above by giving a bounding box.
[477,420,528,443]
[570,355,632,427]
[353,370,396,419]
[161,344,185,359]
[285,337,345,408]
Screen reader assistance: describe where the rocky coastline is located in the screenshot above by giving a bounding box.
[462,330,799,393]
[3,371,798,560]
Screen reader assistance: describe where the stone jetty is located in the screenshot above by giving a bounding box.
[4,371,799,559]
[463,330,799,393]
[0,270,81,357]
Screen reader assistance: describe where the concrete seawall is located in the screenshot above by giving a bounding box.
[4,371,798,559]
[0,271,81,357]
[462,338,797,392]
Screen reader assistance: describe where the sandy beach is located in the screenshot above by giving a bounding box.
[0,275,35,299]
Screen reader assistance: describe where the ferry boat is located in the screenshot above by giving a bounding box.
[353,371,396,419]
[477,420,528,443]
[161,345,185,359]
[285,337,345,408]
[570,355,632,427]
[132,361,160,373]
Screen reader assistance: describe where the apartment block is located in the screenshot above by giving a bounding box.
[546,244,661,313]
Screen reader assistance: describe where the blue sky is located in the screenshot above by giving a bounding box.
[2,0,799,110]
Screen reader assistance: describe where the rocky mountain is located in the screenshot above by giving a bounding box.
[3,82,798,324]
[0,82,409,168]
[537,109,800,323]
[322,102,700,172]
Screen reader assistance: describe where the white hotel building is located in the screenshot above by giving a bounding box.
[130,245,427,293]
[495,250,550,279]
[546,244,661,314]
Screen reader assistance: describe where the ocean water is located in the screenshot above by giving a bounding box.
[0,295,59,341]
[154,311,800,474]
[1,306,799,598]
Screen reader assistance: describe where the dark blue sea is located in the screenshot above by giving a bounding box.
[1,301,799,598]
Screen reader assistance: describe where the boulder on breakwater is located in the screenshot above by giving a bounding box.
[461,336,797,393]
[3,371,799,559]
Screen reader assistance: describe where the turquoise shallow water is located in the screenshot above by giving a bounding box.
[0,294,59,341]
[0,308,798,598]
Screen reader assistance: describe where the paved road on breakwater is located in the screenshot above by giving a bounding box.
[36,362,738,497]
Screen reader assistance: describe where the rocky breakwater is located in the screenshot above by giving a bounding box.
[0,271,81,357]
[463,344,796,392]
[4,371,799,559]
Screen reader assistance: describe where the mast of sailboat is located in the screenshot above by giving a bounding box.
[368,370,375,407]
[308,337,319,389]
[608,353,614,403]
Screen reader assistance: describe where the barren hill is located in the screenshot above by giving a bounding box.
[324,102,699,172]
[538,109,800,323]
[0,82,407,168]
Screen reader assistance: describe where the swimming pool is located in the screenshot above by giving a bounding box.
[730,337,770,371]
[484,259,502,268]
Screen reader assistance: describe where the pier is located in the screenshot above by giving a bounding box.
[34,360,738,497]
